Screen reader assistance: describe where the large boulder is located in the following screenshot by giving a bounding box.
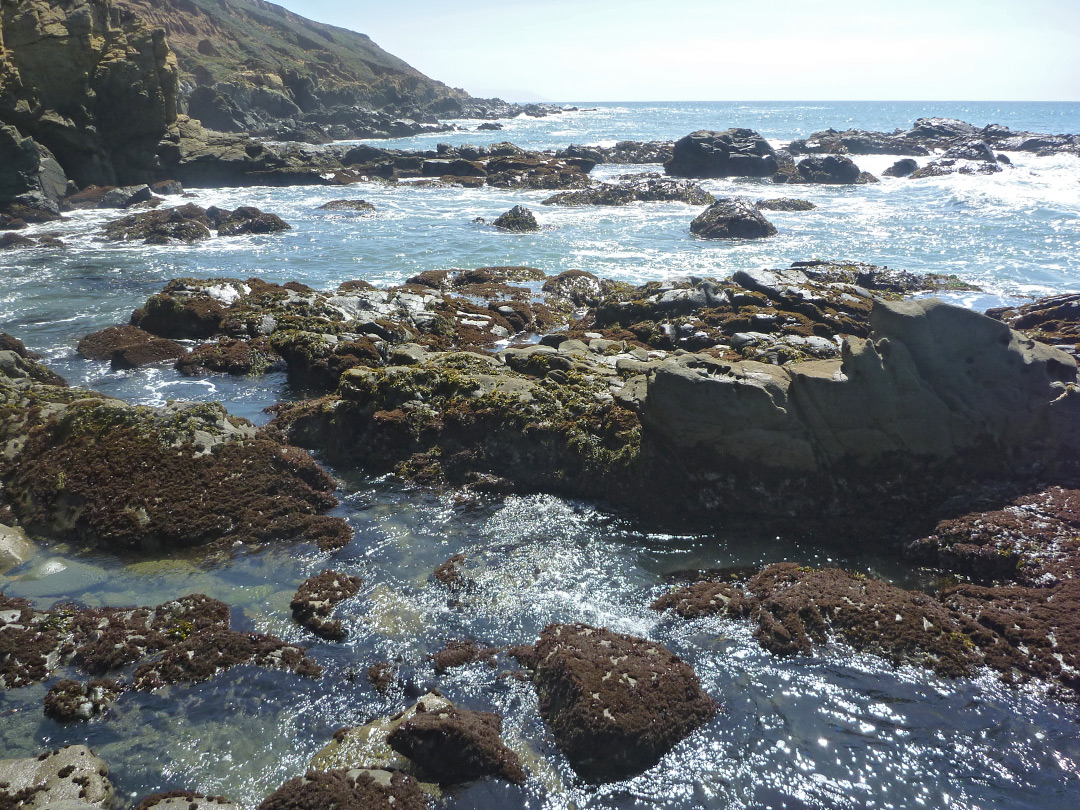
[664,129,778,178]
[690,197,777,239]
[492,204,539,232]
[514,623,717,782]
[257,769,427,810]
[0,124,69,208]
[781,154,876,184]
[0,746,114,809]
[638,297,1080,522]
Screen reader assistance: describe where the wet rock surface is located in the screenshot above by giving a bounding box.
[543,175,714,206]
[987,293,1080,357]
[387,706,526,784]
[0,745,114,809]
[492,205,539,232]
[557,140,674,164]
[76,325,187,370]
[755,197,815,211]
[778,154,877,184]
[43,678,124,723]
[513,623,717,782]
[290,570,364,641]
[690,197,777,238]
[133,791,238,810]
[102,204,290,243]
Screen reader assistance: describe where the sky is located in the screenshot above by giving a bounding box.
[271,0,1080,102]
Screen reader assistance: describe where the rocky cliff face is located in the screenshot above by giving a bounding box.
[0,0,178,196]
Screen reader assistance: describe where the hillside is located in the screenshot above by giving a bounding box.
[112,0,513,139]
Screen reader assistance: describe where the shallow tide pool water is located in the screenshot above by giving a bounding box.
[2,101,1080,809]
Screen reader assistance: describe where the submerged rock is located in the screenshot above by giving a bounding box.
[543,176,714,206]
[387,706,526,784]
[755,197,815,211]
[317,199,375,213]
[492,205,540,232]
[290,570,364,641]
[690,197,777,239]
[0,746,114,809]
[514,623,717,782]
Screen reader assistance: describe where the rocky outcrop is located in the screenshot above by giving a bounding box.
[0,124,70,210]
[492,205,539,232]
[756,197,815,211]
[318,199,375,213]
[690,198,777,238]
[513,623,717,782]
[882,158,919,177]
[43,678,124,722]
[987,293,1080,357]
[77,324,187,369]
[102,203,290,243]
[0,746,114,809]
[664,129,778,178]
[543,175,714,206]
[0,0,178,197]
[557,140,674,164]
[910,140,1004,178]
[0,340,351,555]
[290,570,364,641]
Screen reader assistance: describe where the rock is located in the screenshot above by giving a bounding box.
[477,122,503,131]
[257,769,427,810]
[431,640,495,673]
[690,198,777,239]
[786,127,932,157]
[558,141,674,165]
[0,523,35,573]
[0,125,69,208]
[43,678,124,722]
[134,791,239,810]
[542,176,714,206]
[366,662,394,693]
[492,205,539,232]
[311,693,453,776]
[651,580,750,619]
[290,570,363,641]
[781,154,876,184]
[175,337,281,377]
[387,706,525,785]
[664,129,778,178]
[514,623,717,782]
[0,232,37,250]
[76,325,188,370]
[214,206,291,236]
[150,180,184,196]
[98,185,153,209]
[0,746,114,809]
[131,628,321,689]
[987,293,1080,356]
[541,269,605,307]
[318,199,375,212]
[102,204,289,243]
[1,352,351,554]
[755,197,815,211]
[882,158,919,177]
[910,141,1003,178]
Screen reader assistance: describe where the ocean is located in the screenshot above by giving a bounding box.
[2,101,1079,809]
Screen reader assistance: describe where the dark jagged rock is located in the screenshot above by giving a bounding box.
[387,706,525,785]
[664,129,778,178]
[787,127,932,157]
[795,259,979,294]
[0,232,38,250]
[514,623,717,782]
[318,199,375,213]
[215,206,291,236]
[690,198,777,239]
[756,197,815,211]
[987,293,1080,356]
[290,570,364,641]
[77,325,188,370]
[883,158,920,177]
[43,678,124,722]
[257,769,427,810]
[102,203,289,243]
[541,269,608,307]
[910,140,1003,178]
[0,124,70,209]
[543,176,714,207]
[492,205,539,232]
[366,662,394,693]
[778,154,877,184]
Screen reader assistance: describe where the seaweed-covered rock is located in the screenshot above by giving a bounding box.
[650,580,751,619]
[134,791,238,810]
[175,337,282,376]
[131,628,321,689]
[317,199,375,213]
[214,206,291,236]
[664,129,778,178]
[690,198,777,239]
[43,678,124,722]
[76,325,188,370]
[387,706,525,784]
[543,177,714,206]
[0,746,114,809]
[431,640,495,673]
[492,205,539,232]
[257,769,427,810]
[290,570,364,641]
[102,204,289,243]
[514,623,717,782]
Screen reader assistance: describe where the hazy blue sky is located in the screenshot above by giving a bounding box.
[272,0,1079,102]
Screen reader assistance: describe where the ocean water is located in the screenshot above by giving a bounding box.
[2,101,1079,809]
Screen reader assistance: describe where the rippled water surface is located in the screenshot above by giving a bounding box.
[2,102,1080,809]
